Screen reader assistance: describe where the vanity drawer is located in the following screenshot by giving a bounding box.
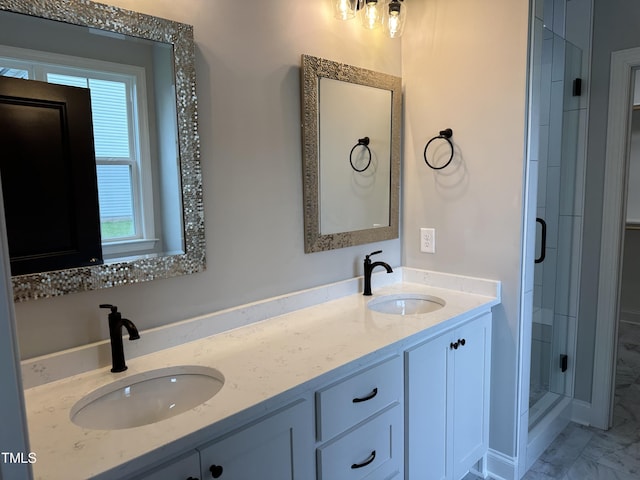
[317,404,402,480]
[316,355,402,441]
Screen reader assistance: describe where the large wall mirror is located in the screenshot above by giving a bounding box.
[0,0,204,301]
[301,55,401,253]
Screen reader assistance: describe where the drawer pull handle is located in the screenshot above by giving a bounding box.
[351,450,376,469]
[352,387,378,403]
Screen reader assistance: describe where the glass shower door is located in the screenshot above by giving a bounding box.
[529,27,583,428]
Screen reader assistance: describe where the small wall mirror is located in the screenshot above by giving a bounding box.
[300,55,401,253]
[0,0,204,301]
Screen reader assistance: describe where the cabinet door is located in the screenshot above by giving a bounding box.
[451,314,491,480]
[405,313,492,480]
[132,451,200,480]
[198,400,313,480]
[0,76,103,275]
[405,333,450,480]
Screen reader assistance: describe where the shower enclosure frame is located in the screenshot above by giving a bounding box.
[520,15,588,472]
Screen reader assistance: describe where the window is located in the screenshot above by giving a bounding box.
[0,46,157,259]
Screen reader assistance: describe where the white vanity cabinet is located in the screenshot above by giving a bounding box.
[405,313,492,480]
[315,355,404,480]
[197,399,314,480]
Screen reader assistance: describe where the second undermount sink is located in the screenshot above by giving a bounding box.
[70,365,224,430]
[368,293,446,315]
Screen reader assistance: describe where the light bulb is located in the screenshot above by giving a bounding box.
[385,0,406,38]
[388,15,400,35]
[360,0,382,30]
[334,0,358,20]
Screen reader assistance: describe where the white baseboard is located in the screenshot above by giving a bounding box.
[525,396,572,470]
[620,309,640,325]
[486,449,518,480]
[571,398,605,428]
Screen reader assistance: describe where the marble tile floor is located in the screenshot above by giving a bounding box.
[464,321,640,480]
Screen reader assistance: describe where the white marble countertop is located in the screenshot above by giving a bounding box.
[22,268,500,480]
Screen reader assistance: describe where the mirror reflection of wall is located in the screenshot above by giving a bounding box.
[319,77,391,235]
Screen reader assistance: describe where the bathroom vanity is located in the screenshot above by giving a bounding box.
[22,268,499,480]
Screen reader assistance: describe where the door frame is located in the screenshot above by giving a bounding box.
[591,46,640,429]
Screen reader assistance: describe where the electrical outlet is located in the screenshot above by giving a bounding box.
[420,228,435,253]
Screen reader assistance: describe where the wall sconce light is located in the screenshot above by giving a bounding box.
[333,0,407,38]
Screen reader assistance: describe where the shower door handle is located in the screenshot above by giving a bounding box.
[535,217,546,264]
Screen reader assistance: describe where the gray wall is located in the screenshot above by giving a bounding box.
[400,0,529,457]
[575,0,640,402]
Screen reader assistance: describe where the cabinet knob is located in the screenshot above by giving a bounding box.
[450,339,466,350]
[209,464,223,478]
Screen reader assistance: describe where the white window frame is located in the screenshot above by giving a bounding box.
[0,45,157,258]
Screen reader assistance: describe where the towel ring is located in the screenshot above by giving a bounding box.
[350,137,372,172]
[424,128,454,170]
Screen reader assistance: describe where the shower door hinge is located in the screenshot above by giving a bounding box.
[560,354,568,372]
[573,78,582,97]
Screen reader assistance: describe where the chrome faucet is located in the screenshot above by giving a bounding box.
[363,250,393,296]
[100,304,140,373]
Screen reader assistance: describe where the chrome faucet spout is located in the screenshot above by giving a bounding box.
[100,304,140,373]
[363,250,393,296]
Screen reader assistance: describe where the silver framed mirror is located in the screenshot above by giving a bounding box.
[0,0,204,301]
[301,55,401,253]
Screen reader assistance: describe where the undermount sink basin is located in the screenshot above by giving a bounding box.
[70,365,224,430]
[367,293,446,315]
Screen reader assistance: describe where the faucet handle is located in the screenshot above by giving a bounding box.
[366,250,382,260]
[99,304,118,313]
